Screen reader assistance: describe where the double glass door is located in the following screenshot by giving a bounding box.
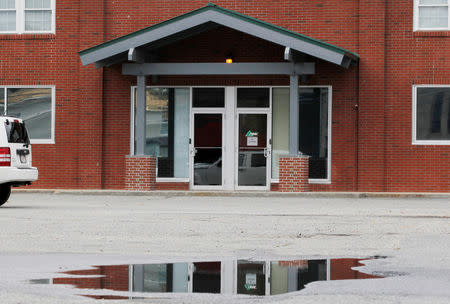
[190,87,271,190]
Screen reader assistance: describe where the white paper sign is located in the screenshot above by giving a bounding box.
[245,273,257,289]
[247,137,258,146]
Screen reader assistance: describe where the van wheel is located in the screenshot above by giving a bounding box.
[0,184,11,207]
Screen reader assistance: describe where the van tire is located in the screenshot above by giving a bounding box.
[0,184,11,207]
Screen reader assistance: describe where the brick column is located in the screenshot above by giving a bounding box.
[124,156,156,191]
[279,156,310,192]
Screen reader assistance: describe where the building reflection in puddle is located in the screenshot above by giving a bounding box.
[35,258,382,299]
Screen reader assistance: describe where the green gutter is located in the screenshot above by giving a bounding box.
[79,2,359,60]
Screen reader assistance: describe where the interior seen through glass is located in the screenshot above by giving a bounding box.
[416,87,450,140]
[135,88,190,178]
[192,88,225,108]
[237,88,270,108]
[193,114,222,186]
[238,113,267,186]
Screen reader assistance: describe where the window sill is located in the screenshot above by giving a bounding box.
[156,178,189,182]
[0,33,56,40]
[30,139,55,145]
[413,31,450,37]
[412,140,450,145]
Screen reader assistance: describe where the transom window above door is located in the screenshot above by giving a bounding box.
[415,0,450,30]
[0,0,55,33]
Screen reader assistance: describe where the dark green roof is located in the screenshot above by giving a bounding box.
[79,3,359,63]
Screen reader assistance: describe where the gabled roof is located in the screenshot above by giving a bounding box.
[79,3,359,67]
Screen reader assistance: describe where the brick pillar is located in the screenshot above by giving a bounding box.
[124,156,156,191]
[279,156,310,192]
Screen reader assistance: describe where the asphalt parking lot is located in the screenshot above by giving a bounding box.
[0,192,449,303]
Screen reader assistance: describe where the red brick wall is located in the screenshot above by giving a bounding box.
[279,157,309,192]
[53,265,129,291]
[155,182,189,191]
[2,0,449,192]
[330,259,380,280]
[383,0,450,192]
[124,156,156,191]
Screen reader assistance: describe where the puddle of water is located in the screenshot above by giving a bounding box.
[31,258,383,300]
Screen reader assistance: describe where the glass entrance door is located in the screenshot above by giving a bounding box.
[192,113,223,187]
[236,112,270,189]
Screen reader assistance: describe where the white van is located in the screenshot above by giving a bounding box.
[0,116,38,206]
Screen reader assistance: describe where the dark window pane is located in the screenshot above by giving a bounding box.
[298,88,329,179]
[238,113,267,186]
[193,113,223,186]
[193,88,224,107]
[416,87,450,141]
[193,262,221,294]
[0,89,4,115]
[237,88,270,108]
[194,114,222,147]
[237,261,265,296]
[194,148,222,186]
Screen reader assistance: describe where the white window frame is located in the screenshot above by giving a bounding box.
[1,85,56,144]
[0,0,56,34]
[412,85,450,145]
[414,0,450,31]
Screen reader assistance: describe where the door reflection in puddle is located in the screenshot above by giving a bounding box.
[31,258,383,299]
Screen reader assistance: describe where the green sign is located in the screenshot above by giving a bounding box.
[246,130,258,137]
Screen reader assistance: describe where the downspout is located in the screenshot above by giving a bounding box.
[355,65,360,192]
[382,0,387,192]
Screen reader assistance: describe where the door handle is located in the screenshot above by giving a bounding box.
[264,147,271,158]
[191,148,198,156]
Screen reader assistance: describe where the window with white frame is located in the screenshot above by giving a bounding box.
[0,0,55,33]
[0,86,55,143]
[413,85,450,144]
[415,0,450,30]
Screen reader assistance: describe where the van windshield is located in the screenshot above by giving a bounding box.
[4,121,30,144]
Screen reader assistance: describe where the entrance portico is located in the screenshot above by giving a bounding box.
[79,3,358,191]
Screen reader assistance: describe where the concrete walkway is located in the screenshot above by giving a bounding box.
[14,188,450,198]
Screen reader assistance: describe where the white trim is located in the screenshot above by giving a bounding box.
[412,84,450,145]
[0,85,55,144]
[156,178,189,183]
[0,0,56,35]
[413,0,450,31]
[224,87,235,190]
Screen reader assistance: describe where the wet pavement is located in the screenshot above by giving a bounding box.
[29,258,383,300]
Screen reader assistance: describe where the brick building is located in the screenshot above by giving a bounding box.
[1,0,449,192]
